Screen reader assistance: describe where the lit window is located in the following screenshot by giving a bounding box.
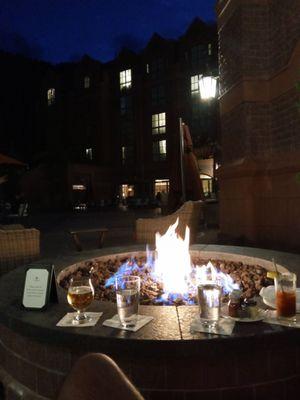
[47,88,55,106]
[153,140,166,161]
[85,148,93,160]
[121,184,135,198]
[120,69,132,90]
[154,179,169,194]
[151,85,165,107]
[72,184,86,191]
[152,112,166,135]
[84,76,90,88]
[146,63,150,74]
[191,75,202,96]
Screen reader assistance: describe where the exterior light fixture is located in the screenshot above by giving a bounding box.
[199,76,218,100]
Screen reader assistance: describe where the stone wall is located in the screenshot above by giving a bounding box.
[217,0,300,250]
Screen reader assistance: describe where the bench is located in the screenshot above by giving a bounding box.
[69,228,108,252]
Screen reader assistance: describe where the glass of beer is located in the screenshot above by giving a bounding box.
[275,272,297,323]
[67,276,94,325]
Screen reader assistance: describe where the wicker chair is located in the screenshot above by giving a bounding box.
[136,200,203,244]
[0,224,40,274]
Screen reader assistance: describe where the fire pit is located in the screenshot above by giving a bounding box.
[58,252,272,305]
[58,222,284,306]
[0,243,299,400]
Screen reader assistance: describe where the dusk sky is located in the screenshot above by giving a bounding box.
[0,0,216,64]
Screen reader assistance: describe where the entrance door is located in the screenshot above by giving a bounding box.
[154,179,169,195]
[120,184,135,199]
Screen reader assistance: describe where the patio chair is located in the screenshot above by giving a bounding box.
[0,224,40,274]
[135,200,204,244]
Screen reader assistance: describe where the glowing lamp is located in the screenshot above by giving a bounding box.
[199,76,218,100]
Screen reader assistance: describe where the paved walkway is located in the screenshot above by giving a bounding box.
[25,207,219,260]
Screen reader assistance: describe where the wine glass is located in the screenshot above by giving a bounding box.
[67,276,94,325]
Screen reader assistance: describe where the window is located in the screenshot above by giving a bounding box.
[84,76,90,88]
[191,75,202,96]
[72,184,86,191]
[154,179,169,195]
[120,96,132,115]
[151,86,165,107]
[208,43,212,56]
[47,88,55,106]
[152,112,166,135]
[191,103,213,141]
[192,98,201,116]
[121,146,133,165]
[150,58,164,80]
[190,44,206,67]
[85,148,93,160]
[153,140,166,162]
[120,69,132,90]
[121,184,135,198]
[120,120,134,141]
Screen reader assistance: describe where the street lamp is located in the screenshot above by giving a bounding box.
[199,76,218,100]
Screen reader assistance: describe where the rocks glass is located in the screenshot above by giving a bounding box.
[275,272,297,323]
[115,275,140,328]
[67,276,94,325]
[198,282,221,328]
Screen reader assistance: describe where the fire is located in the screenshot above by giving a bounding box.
[153,219,191,296]
[105,219,239,304]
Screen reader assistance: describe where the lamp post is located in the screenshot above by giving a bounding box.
[198,75,219,198]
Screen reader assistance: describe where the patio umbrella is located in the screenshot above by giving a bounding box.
[168,120,205,211]
[0,153,25,166]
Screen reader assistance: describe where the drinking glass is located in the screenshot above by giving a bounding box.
[198,282,221,328]
[115,275,140,327]
[275,272,297,323]
[67,276,94,325]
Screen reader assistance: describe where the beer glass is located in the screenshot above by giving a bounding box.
[67,276,94,325]
[115,275,140,327]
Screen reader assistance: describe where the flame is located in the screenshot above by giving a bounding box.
[154,218,191,297]
[105,219,239,304]
[196,261,239,294]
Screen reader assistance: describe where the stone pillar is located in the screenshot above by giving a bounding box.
[216,0,300,250]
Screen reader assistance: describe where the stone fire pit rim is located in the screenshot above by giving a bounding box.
[56,243,291,286]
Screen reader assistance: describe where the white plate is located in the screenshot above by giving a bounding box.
[221,307,265,323]
[259,286,300,312]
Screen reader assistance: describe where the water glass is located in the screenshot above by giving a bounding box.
[198,282,221,328]
[115,275,140,327]
[275,272,297,323]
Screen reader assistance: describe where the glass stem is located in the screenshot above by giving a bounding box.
[76,309,85,321]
